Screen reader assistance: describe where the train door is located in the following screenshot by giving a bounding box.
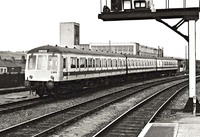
[63,57,68,80]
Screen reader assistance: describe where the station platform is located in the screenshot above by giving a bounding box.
[139,112,200,137]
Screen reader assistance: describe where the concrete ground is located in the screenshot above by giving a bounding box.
[139,112,200,137]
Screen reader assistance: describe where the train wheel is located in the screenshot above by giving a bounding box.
[38,93,44,98]
[36,90,44,97]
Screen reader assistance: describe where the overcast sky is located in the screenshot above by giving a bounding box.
[0,0,199,59]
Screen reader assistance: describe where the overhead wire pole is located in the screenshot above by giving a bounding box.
[189,20,197,115]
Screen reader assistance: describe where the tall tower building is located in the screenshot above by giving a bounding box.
[60,22,80,48]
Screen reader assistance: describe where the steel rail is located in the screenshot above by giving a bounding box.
[0,76,187,136]
[92,79,197,137]
[0,76,185,115]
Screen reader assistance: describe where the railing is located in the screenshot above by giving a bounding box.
[100,0,200,13]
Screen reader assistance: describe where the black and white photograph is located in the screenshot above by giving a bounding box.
[0,0,200,136]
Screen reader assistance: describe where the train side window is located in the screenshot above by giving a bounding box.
[120,60,122,67]
[63,58,66,69]
[77,58,79,68]
[70,57,76,68]
[123,60,126,67]
[85,59,88,68]
[0,68,3,73]
[112,59,116,67]
[88,58,92,68]
[108,59,111,67]
[95,58,100,68]
[117,59,120,67]
[100,59,103,68]
[80,58,85,68]
[93,59,95,68]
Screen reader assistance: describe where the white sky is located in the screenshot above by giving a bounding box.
[0,0,199,59]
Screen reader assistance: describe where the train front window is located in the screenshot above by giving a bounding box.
[28,55,36,70]
[48,55,58,70]
[37,55,48,70]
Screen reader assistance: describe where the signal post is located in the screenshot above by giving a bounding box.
[98,0,200,115]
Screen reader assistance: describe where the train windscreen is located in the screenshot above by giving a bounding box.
[48,55,58,71]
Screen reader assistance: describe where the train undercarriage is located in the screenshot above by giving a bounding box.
[25,70,177,97]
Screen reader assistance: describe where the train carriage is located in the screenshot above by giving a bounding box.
[25,45,127,96]
[25,45,178,97]
[125,54,157,74]
[156,57,178,76]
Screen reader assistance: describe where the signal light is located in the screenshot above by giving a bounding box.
[123,0,132,10]
[111,0,122,11]
[134,0,146,9]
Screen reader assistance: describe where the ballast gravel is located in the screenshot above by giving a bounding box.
[49,80,185,137]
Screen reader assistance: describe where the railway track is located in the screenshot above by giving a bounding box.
[0,97,51,114]
[92,79,199,137]
[0,87,28,95]
[0,76,188,137]
[0,76,186,115]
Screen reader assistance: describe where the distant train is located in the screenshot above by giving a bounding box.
[24,45,178,97]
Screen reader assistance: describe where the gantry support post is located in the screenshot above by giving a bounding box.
[156,18,189,42]
[183,20,200,115]
[98,6,200,115]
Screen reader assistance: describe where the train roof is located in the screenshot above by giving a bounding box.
[27,45,177,61]
[27,45,125,57]
[124,54,155,59]
[156,56,177,60]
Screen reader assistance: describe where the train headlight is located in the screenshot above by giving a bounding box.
[24,80,30,88]
[29,75,33,79]
[46,81,54,89]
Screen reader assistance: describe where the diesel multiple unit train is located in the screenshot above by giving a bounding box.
[24,45,178,97]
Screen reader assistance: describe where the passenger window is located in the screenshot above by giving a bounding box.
[93,59,95,68]
[63,58,66,69]
[77,58,79,68]
[96,58,100,68]
[108,59,111,67]
[80,58,86,68]
[70,57,76,68]
[88,58,92,68]
[0,68,3,73]
[104,59,107,67]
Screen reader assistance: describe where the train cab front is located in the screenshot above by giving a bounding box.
[25,50,61,97]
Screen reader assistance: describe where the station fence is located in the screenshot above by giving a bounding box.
[0,73,25,88]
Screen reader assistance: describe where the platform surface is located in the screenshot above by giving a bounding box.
[139,112,200,137]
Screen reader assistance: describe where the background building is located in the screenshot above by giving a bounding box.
[59,22,163,57]
[60,22,80,48]
[90,42,163,57]
[0,59,22,74]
